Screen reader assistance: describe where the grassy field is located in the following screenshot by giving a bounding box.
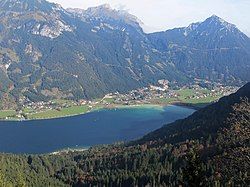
[177,88,222,104]
[0,88,225,120]
[27,105,90,120]
[152,88,222,108]
[176,89,196,100]
[0,110,16,119]
[103,98,115,103]
[53,99,75,105]
[181,96,221,104]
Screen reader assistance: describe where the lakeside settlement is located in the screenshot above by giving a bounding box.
[0,80,238,121]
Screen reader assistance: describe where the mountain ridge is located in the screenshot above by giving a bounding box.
[148,15,250,84]
[0,0,249,106]
[0,0,58,12]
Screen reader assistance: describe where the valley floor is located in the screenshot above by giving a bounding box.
[0,85,237,121]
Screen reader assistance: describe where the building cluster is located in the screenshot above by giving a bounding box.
[13,80,239,118]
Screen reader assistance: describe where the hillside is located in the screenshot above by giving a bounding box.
[0,0,186,105]
[137,82,250,144]
[148,15,250,83]
[0,83,249,186]
[0,0,249,107]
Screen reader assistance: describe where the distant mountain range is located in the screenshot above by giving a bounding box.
[0,0,249,105]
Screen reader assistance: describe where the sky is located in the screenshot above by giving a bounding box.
[48,0,250,36]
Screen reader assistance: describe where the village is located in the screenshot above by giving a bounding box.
[103,80,238,106]
[6,80,237,119]
[0,80,239,120]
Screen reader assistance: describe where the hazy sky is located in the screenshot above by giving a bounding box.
[48,0,250,36]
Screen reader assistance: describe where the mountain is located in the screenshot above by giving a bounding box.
[148,15,250,83]
[0,0,249,107]
[0,0,186,105]
[67,4,143,29]
[0,83,249,186]
[0,0,54,12]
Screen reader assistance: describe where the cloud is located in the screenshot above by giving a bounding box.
[114,4,129,11]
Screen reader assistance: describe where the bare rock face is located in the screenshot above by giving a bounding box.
[31,20,73,39]
[25,44,42,62]
[67,4,143,29]
[0,0,74,39]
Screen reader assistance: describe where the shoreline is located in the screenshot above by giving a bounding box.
[49,147,90,155]
[0,103,197,122]
[169,102,210,110]
[0,147,90,155]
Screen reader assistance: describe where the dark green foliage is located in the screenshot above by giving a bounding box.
[183,149,206,187]
[213,98,250,186]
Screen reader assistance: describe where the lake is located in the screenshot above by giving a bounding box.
[0,105,195,154]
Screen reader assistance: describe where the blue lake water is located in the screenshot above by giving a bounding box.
[0,105,195,154]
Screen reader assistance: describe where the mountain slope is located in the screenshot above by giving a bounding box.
[0,0,186,104]
[148,15,250,84]
[132,82,250,184]
[0,0,54,12]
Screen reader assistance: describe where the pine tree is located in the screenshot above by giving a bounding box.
[183,150,206,187]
